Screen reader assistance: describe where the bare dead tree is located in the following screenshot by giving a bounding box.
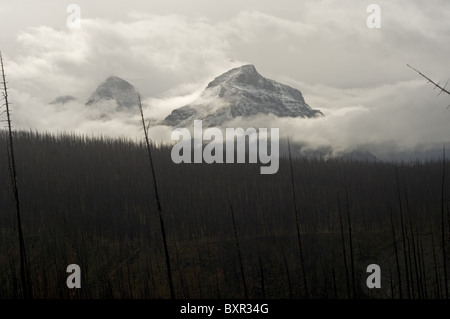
[396,168,411,298]
[390,209,402,298]
[338,196,351,299]
[431,225,442,298]
[287,137,308,298]
[408,64,449,297]
[258,255,266,299]
[0,51,32,299]
[229,200,248,299]
[138,93,175,299]
[441,147,448,299]
[407,64,450,108]
[345,181,356,299]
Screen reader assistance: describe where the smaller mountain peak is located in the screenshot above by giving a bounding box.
[85,75,138,110]
[102,76,135,90]
[105,75,127,83]
[49,95,76,105]
[238,64,257,72]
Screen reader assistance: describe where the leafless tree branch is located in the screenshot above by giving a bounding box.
[407,64,450,108]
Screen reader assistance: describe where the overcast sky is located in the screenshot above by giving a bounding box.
[1,0,450,152]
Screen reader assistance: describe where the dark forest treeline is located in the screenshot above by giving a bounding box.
[0,130,449,298]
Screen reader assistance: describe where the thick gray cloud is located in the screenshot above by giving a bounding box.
[1,0,449,150]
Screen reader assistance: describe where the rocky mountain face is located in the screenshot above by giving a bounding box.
[161,64,323,127]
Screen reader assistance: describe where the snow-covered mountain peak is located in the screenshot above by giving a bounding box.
[161,65,323,127]
[206,64,260,89]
